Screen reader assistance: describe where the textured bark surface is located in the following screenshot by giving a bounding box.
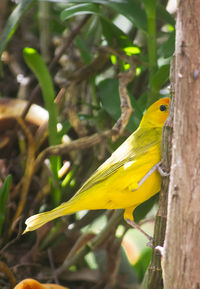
[163,1,200,288]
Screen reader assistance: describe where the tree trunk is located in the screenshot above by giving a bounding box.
[163,0,200,288]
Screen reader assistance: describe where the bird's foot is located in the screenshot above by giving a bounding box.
[133,161,169,192]
[157,161,170,177]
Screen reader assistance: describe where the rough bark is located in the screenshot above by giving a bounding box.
[163,1,200,288]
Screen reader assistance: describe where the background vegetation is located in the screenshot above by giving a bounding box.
[0,0,175,288]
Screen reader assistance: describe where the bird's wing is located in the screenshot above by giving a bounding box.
[77,127,162,193]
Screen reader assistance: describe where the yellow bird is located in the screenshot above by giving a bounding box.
[24,98,170,233]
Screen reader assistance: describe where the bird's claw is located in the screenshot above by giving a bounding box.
[157,162,170,177]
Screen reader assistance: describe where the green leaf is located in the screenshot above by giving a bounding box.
[61,3,100,21]
[75,37,93,64]
[157,3,175,26]
[124,46,141,55]
[100,18,134,49]
[158,31,175,59]
[134,194,159,222]
[0,175,12,235]
[98,78,121,120]
[23,47,61,204]
[0,0,35,58]
[133,247,152,281]
[61,2,139,51]
[100,0,147,31]
[23,47,59,147]
[63,0,147,31]
[98,78,141,132]
[151,64,170,90]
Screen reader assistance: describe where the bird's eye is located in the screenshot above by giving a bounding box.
[160,105,167,112]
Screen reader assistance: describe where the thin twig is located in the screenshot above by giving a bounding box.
[48,248,59,284]
[0,261,16,287]
[112,68,135,141]
[9,117,36,236]
[34,129,114,173]
[0,223,22,255]
[64,83,89,137]
[49,15,91,70]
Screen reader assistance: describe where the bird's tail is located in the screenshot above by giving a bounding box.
[23,201,76,234]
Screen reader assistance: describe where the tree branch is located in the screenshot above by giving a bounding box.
[140,58,174,289]
[34,130,114,173]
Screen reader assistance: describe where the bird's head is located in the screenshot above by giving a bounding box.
[139,98,170,128]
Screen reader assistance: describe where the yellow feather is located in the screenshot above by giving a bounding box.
[24,98,170,233]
